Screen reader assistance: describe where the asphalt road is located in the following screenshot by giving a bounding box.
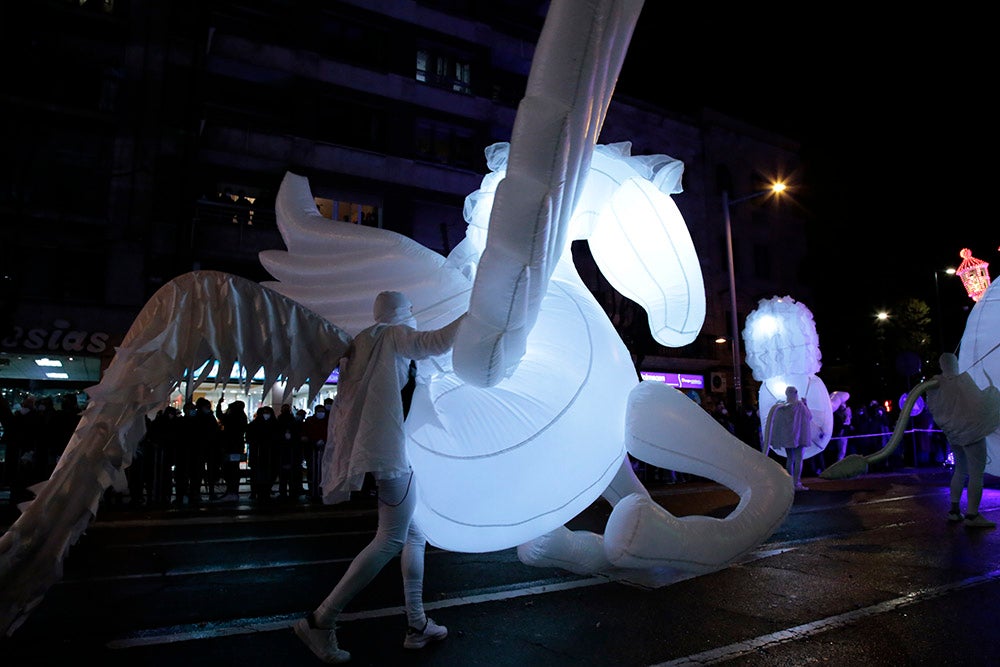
[4,467,1000,667]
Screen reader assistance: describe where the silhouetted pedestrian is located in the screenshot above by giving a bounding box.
[246,405,280,502]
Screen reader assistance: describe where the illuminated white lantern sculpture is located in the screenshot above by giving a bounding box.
[956,247,991,303]
[742,295,833,459]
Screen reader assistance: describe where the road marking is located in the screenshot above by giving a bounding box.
[93,481,981,653]
[105,576,608,648]
[650,568,1000,666]
[71,544,499,582]
[108,508,998,652]
[105,546,792,649]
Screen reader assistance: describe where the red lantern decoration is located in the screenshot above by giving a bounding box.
[955,248,991,302]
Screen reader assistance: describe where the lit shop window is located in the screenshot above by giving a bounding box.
[314,197,381,227]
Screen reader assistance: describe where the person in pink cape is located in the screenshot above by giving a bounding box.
[763,386,813,491]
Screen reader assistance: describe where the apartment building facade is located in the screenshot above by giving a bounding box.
[0,0,810,410]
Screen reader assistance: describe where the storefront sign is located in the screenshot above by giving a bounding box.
[640,371,704,389]
[2,321,111,354]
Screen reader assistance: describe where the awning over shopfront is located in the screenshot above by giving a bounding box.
[0,351,102,384]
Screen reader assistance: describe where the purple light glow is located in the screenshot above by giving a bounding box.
[640,371,704,389]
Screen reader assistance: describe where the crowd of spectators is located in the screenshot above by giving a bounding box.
[1,386,956,510]
[630,390,952,486]
[124,397,328,507]
[0,392,334,509]
[0,393,81,505]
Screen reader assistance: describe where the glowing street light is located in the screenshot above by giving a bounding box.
[723,181,786,411]
[874,310,890,395]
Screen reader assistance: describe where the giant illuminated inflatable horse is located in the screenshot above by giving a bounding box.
[0,0,793,636]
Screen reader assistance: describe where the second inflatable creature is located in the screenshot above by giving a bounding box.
[743,295,833,463]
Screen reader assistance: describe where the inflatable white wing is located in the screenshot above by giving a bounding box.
[453,0,645,387]
[260,172,471,335]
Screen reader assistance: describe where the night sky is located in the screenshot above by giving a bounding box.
[618,4,995,366]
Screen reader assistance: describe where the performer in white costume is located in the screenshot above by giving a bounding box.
[296,291,464,663]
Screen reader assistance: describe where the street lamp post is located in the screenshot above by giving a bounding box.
[932,268,955,353]
[875,310,890,397]
[723,185,784,412]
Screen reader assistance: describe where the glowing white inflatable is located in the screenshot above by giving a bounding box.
[830,390,850,412]
[0,272,352,635]
[452,0,641,388]
[743,295,833,459]
[958,280,1000,476]
[0,0,793,636]
[407,141,710,552]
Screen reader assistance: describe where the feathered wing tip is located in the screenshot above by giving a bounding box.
[261,172,471,338]
[0,270,351,638]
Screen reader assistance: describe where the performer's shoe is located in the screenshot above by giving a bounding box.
[294,617,350,663]
[964,514,996,529]
[404,617,448,649]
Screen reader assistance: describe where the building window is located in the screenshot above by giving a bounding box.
[414,118,478,168]
[416,49,429,82]
[316,95,386,152]
[452,60,471,93]
[79,0,115,13]
[415,48,472,95]
[314,197,381,227]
